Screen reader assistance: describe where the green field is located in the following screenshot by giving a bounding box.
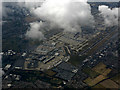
[82,67,99,78]
[69,55,87,66]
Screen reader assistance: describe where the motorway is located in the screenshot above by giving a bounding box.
[78,30,118,68]
[79,30,118,57]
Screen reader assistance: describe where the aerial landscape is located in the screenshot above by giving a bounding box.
[1,0,120,89]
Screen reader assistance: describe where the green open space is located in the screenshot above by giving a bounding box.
[69,55,87,66]
[82,67,99,78]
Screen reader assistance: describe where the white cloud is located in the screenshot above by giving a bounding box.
[26,21,45,40]
[99,5,119,27]
[31,0,94,32]
[22,0,95,40]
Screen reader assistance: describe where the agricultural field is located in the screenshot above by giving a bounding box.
[92,62,107,74]
[111,73,120,84]
[44,70,56,76]
[92,62,112,77]
[83,62,113,87]
[99,79,119,88]
[92,84,105,88]
[82,67,99,78]
[84,75,106,86]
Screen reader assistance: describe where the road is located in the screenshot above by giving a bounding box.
[79,30,118,56]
